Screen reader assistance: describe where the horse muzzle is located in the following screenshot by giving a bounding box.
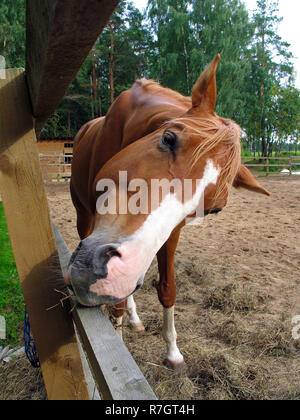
[64,237,144,307]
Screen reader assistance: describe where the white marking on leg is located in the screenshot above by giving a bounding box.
[162,306,184,365]
[127,294,141,324]
[127,295,145,331]
[115,316,123,340]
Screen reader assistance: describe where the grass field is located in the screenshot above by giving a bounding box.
[0,203,24,347]
[241,148,300,157]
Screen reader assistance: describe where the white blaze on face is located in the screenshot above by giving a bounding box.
[90,159,220,299]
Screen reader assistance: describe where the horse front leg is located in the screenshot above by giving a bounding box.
[111,295,145,339]
[156,228,184,369]
[127,294,145,333]
[111,301,127,340]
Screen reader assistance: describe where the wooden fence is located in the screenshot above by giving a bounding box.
[0,0,158,400]
[242,156,300,176]
[0,69,156,400]
[39,153,300,181]
[1,0,298,400]
[39,154,72,181]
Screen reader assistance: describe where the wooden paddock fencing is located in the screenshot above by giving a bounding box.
[0,69,156,400]
[39,152,300,182]
[242,156,300,176]
[39,154,72,181]
[0,0,159,400]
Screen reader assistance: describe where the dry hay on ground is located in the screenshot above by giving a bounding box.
[0,355,46,400]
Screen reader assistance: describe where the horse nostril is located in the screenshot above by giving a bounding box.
[92,244,120,278]
[106,249,122,259]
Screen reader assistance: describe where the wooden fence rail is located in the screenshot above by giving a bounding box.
[242,156,300,176]
[53,223,157,401]
[39,153,300,181]
[39,154,72,181]
[0,69,89,400]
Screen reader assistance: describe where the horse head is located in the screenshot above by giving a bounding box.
[65,55,270,307]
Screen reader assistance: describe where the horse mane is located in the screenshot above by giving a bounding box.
[166,115,242,201]
[134,79,192,108]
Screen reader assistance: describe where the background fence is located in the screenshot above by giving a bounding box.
[39,154,72,181]
[39,153,300,181]
[241,156,300,177]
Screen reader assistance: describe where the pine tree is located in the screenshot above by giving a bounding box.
[95,0,152,112]
[246,0,294,156]
[43,0,152,135]
[147,0,192,95]
[190,0,253,125]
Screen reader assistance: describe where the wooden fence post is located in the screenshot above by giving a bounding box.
[0,69,89,400]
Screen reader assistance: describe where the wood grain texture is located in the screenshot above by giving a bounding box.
[72,301,157,400]
[52,221,101,400]
[26,0,120,133]
[0,69,89,400]
[53,222,157,401]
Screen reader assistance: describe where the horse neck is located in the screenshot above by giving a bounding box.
[88,87,189,195]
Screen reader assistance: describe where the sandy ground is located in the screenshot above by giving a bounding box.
[45,177,300,400]
[2,176,300,400]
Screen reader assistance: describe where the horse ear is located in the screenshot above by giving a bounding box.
[191,54,220,113]
[233,165,271,196]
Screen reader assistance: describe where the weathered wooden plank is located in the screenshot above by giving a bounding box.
[0,69,89,400]
[52,221,72,277]
[76,330,102,401]
[52,222,157,401]
[52,221,101,400]
[72,301,157,400]
[26,0,120,133]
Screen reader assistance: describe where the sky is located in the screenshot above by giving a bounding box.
[132,0,300,88]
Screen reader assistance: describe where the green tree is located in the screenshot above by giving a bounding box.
[190,0,253,125]
[272,85,300,154]
[246,0,294,156]
[147,0,192,95]
[43,0,152,136]
[0,0,26,67]
[95,0,152,112]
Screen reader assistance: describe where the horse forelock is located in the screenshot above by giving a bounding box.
[165,115,242,201]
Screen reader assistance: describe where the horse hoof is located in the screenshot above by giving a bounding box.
[130,321,146,333]
[163,358,186,372]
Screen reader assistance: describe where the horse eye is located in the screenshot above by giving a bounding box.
[161,131,178,150]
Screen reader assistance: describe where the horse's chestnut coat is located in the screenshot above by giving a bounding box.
[67,55,270,367]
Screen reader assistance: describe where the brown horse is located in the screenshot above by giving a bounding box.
[65,55,270,368]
